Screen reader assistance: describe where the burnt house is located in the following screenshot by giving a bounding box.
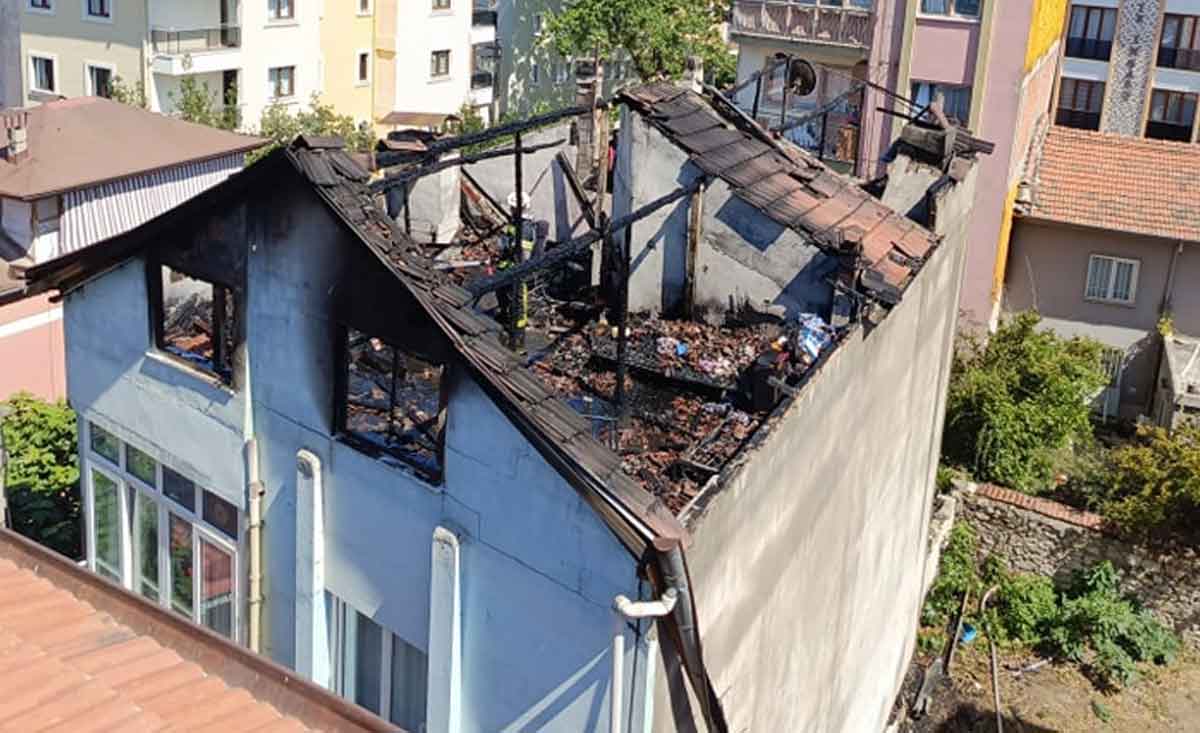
[21,83,982,733]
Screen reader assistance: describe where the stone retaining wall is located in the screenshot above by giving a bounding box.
[955,483,1200,647]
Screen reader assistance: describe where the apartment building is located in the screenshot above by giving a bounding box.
[0,0,18,107]
[320,0,375,127]
[1053,0,1200,142]
[16,0,321,132]
[374,0,497,133]
[729,0,1070,327]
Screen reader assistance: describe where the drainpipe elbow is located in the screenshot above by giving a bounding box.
[614,587,678,619]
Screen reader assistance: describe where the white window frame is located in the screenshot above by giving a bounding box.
[27,0,54,16]
[1084,254,1140,305]
[81,0,113,23]
[82,420,242,642]
[28,52,58,94]
[267,0,295,22]
[83,60,116,97]
[268,65,296,100]
[354,49,371,86]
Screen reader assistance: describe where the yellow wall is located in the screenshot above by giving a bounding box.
[320,0,375,126]
[1024,0,1069,72]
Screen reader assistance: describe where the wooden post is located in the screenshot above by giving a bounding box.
[613,222,634,428]
[684,182,704,319]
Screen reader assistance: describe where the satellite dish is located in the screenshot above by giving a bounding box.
[787,59,817,97]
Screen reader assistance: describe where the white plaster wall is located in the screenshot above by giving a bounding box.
[149,1,222,30]
[238,0,321,130]
[653,163,975,732]
[1062,56,1111,83]
[0,0,18,108]
[392,0,472,117]
[1154,66,1200,94]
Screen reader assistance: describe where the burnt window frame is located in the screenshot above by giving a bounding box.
[147,261,240,387]
[333,324,449,485]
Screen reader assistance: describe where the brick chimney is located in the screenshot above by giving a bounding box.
[1,111,29,162]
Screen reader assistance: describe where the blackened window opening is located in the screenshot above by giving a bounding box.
[339,328,446,482]
[154,265,237,383]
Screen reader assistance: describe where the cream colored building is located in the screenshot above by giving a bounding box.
[19,0,148,105]
[320,0,375,126]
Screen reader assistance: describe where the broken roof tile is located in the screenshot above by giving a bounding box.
[676,127,746,155]
[662,109,724,137]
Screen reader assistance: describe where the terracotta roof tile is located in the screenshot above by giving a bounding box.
[0,534,401,733]
[1028,125,1200,242]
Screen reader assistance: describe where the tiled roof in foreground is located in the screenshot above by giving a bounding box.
[0,528,398,732]
[1026,125,1200,242]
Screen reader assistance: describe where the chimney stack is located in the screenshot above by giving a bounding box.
[1,111,28,162]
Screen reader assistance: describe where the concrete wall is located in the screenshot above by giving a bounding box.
[20,0,147,104]
[657,157,975,733]
[0,0,19,108]
[391,0,471,117]
[0,294,66,401]
[614,107,833,317]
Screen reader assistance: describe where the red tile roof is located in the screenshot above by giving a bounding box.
[1027,125,1200,242]
[0,528,400,733]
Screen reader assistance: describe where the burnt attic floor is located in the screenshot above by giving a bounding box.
[433,235,839,512]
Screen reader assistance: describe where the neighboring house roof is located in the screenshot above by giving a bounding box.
[0,527,399,732]
[620,83,942,301]
[1025,125,1200,243]
[0,97,265,200]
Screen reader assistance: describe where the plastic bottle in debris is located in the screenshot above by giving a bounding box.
[795,313,833,364]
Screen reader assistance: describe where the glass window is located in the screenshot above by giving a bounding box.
[200,539,234,638]
[169,514,195,618]
[163,466,196,511]
[202,489,239,540]
[1066,6,1117,61]
[268,0,294,20]
[269,66,295,98]
[433,0,450,9]
[358,52,369,83]
[1086,255,1139,304]
[88,65,112,97]
[354,612,383,715]
[90,422,120,464]
[920,0,979,17]
[390,636,429,730]
[86,0,109,18]
[126,443,157,486]
[1159,15,1200,71]
[92,470,122,582]
[431,50,451,78]
[134,492,159,600]
[31,56,55,93]
[1056,78,1104,130]
[1146,89,1198,142]
[910,82,972,125]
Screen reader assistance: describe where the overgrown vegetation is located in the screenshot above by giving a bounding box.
[1,394,81,559]
[922,523,1179,691]
[168,76,241,131]
[1095,424,1200,539]
[109,75,147,108]
[545,0,735,86]
[249,95,376,164]
[942,311,1107,493]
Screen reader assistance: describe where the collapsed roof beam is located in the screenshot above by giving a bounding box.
[376,101,608,168]
[555,150,598,230]
[467,177,707,299]
[371,138,566,193]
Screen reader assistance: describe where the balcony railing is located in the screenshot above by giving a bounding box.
[1064,37,1112,62]
[1146,120,1194,142]
[732,1,873,50]
[1158,46,1200,72]
[151,25,241,55]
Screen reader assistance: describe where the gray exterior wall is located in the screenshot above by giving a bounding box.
[650,158,975,733]
[63,172,650,733]
[1003,218,1200,418]
[613,106,835,318]
[0,0,18,108]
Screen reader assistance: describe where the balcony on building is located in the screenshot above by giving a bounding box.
[470,42,498,109]
[731,0,874,51]
[471,0,497,45]
[150,0,242,76]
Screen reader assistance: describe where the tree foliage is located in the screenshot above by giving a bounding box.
[109,75,148,108]
[1,394,81,559]
[544,0,734,85]
[1096,424,1200,539]
[943,312,1107,493]
[168,76,240,131]
[249,95,376,164]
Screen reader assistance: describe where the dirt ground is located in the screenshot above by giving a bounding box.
[897,645,1200,732]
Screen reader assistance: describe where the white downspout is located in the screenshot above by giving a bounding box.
[427,527,462,733]
[611,589,678,733]
[243,340,266,653]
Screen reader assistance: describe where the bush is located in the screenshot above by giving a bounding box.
[922,523,979,628]
[249,95,376,164]
[1,394,81,559]
[993,572,1058,645]
[943,312,1107,493]
[1096,424,1200,539]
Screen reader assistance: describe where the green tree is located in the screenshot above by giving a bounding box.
[249,94,375,164]
[544,0,734,85]
[1098,424,1200,538]
[1,394,81,559]
[109,75,148,108]
[943,312,1106,493]
[168,76,240,131]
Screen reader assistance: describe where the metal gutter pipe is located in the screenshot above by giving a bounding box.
[243,341,265,653]
[611,588,679,733]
